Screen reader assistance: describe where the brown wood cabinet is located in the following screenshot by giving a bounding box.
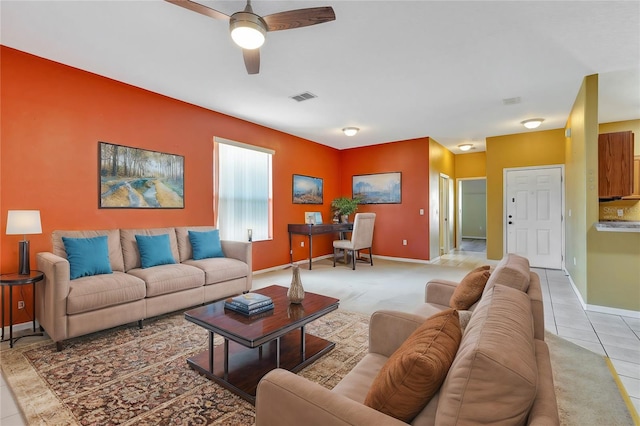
[623,155,640,199]
[598,131,634,199]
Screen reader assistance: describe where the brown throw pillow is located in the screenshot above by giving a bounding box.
[364,309,462,422]
[449,266,491,310]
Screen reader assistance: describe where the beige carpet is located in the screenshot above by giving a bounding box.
[1,308,635,425]
[546,331,636,426]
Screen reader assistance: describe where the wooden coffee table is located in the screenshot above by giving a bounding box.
[184,285,339,403]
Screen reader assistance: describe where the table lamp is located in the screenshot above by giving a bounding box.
[6,210,42,275]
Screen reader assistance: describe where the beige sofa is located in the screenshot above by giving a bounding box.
[36,226,252,350]
[255,254,559,425]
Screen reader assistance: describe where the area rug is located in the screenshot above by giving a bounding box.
[1,310,369,425]
[545,331,636,426]
[1,312,635,425]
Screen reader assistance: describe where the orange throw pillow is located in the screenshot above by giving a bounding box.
[449,266,491,310]
[364,309,462,422]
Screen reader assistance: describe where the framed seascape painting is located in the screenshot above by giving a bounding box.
[353,172,402,204]
[99,142,184,208]
[292,174,323,204]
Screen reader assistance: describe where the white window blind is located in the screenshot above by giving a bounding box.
[215,139,273,242]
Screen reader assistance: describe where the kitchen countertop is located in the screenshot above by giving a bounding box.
[595,221,640,233]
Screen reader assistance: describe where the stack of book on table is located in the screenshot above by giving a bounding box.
[224,292,274,316]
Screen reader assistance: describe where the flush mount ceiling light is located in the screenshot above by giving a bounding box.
[521,118,544,129]
[342,127,359,136]
[458,144,473,152]
[230,11,267,50]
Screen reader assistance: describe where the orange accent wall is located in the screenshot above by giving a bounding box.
[339,139,432,260]
[1,47,440,326]
[1,47,345,324]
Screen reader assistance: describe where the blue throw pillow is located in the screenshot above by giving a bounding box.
[135,234,176,268]
[189,230,225,260]
[62,236,113,280]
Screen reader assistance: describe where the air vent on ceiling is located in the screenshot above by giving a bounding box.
[502,96,522,105]
[290,92,317,102]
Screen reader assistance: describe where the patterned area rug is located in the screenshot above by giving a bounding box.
[0,310,369,425]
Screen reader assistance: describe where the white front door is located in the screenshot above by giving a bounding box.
[505,167,563,269]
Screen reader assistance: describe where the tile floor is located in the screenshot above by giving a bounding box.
[1,252,638,424]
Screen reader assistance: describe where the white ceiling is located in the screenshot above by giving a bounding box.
[2,1,639,153]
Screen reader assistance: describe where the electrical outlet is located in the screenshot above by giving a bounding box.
[18,301,25,309]
[617,209,624,217]
[573,257,577,266]
[300,241,304,247]
[402,240,407,246]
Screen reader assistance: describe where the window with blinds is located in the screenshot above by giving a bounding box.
[214,138,273,242]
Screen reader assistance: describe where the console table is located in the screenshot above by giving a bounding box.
[288,223,353,270]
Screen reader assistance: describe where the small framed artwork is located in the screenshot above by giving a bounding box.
[353,172,402,204]
[305,212,323,224]
[99,142,184,208]
[293,174,323,204]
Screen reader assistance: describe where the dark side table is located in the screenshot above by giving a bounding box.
[1,271,44,348]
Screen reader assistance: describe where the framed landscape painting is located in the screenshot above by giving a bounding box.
[353,172,402,204]
[292,174,323,204]
[99,142,184,208]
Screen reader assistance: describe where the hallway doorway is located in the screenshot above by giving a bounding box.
[457,178,487,252]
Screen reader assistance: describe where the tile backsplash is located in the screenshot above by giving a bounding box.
[599,200,640,221]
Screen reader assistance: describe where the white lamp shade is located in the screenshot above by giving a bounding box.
[6,210,42,235]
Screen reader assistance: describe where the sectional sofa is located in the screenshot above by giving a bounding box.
[36,226,252,351]
[256,254,559,425]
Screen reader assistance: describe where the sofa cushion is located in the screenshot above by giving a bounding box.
[62,236,113,280]
[52,229,124,273]
[332,353,388,404]
[127,263,204,297]
[189,230,225,260]
[436,284,537,425]
[364,308,461,423]
[449,265,491,310]
[183,257,249,285]
[67,271,146,315]
[175,226,217,262]
[135,234,176,268]
[483,253,531,295]
[120,228,179,271]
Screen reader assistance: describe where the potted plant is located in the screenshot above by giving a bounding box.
[331,196,360,223]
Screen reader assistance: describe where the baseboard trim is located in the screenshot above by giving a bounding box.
[253,254,431,275]
[2,321,35,337]
[564,268,640,318]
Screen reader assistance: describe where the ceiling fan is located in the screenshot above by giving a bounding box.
[165,0,336,74]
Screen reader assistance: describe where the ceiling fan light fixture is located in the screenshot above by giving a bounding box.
[342,127,359,136]
[458,143,473,151]
[230,12,266,50]
[521,118,544,129]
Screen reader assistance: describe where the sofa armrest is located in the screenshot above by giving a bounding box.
[256,369,407,426]
[369,310,426,357]
[527,340,560,425]
[221,240,252,289]
[36,252,71,343]
[424,279,458,305]
[527,272,545,341]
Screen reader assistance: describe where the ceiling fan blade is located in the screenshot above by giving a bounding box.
[262,7,335,32]
[165,0,230,21]
[243,48,260,75]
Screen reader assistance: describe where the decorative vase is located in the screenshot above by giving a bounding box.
[288,264,305,304]
[341,214,349,223]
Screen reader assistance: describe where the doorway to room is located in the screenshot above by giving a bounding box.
[457,178,487,253]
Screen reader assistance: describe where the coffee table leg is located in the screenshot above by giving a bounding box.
[301,325,306,359]
[276,337,281,368]
[224,339,229,381]
[208,331,215,373]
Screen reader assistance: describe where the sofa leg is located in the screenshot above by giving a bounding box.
[56,341,63,352]
[138,320,143,329]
